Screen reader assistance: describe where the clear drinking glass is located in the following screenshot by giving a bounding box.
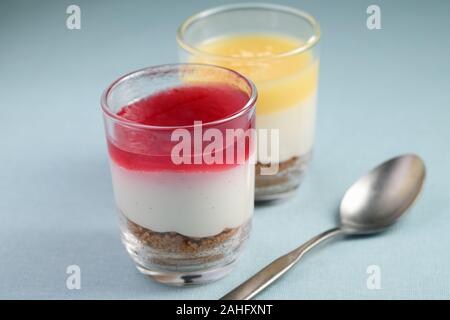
[101,64,256,285]
[177,3,320,201]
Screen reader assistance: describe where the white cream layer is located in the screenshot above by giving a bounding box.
[111,162,254,238]
[256,93,317,163]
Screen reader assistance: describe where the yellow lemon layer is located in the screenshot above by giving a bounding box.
[191,33,319,115]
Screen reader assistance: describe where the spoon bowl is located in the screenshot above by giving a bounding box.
[340,154,426,234]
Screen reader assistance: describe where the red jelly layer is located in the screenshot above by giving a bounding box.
[107,83,255,172]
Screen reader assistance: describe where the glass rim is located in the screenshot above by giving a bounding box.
[176,2,321,61]
[101,63,257,130]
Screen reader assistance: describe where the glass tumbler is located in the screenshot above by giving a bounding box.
[177,3,320,201]
[101,64,256,285]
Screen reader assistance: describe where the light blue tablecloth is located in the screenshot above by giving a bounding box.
[1,0,449,299]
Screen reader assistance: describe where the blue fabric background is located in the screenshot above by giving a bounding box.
[1,0,449,299]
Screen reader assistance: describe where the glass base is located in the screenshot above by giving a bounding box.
[255,151,312,202]
[119,213,251,286]
[136,261,236,286]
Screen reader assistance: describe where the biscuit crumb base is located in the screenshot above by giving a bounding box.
[255,156,299,187]
[127,218,239,254]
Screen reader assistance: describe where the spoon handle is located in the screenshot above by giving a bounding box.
[220,227,342,300]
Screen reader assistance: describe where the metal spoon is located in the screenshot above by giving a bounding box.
[221,154,426,300]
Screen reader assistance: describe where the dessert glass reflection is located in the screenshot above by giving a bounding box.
[101,64,256,285]
[177,3,320,201]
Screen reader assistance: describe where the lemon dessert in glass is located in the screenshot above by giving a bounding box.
[177,4,320,201]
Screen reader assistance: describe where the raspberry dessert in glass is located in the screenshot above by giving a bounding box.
[101,64,256,285]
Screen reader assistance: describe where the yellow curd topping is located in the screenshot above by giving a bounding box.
[192,34,319,115]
